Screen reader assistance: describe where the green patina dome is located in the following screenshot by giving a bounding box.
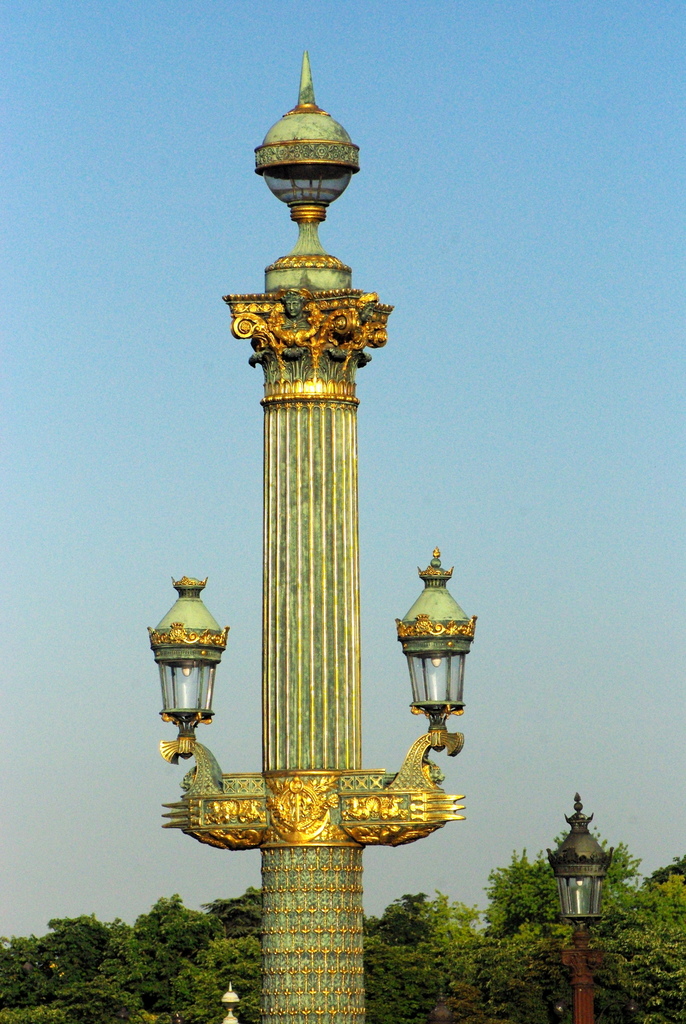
[400,550,470,624]
[261,110,354,148]
[153,577,222,634]
[396,550,477,657]
[255,52,359,175]
[148,577,229,665]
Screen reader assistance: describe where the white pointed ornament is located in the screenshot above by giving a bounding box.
[221,983,240,1024]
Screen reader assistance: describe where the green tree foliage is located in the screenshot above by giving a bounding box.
[0,1009,70,1024]
[0,915,149,1023]
[484,851,560,937]
[202,888,263,939]
[647,855,686,886]
[364,893,434,945]
[3,849,686,1024]
[173,936,261,1024]
[132,895,221,1013]
[363,936,444,1024]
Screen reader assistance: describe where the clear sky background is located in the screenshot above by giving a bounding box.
[2,0,684,938]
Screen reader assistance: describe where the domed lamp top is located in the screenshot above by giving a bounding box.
[253,53,362,291]
[255,51,359,206]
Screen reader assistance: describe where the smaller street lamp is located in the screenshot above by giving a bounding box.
[396,549,477,734]
[148,577,229,762]
[548,795,613,1024]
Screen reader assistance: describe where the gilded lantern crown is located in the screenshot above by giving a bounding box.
[148,576,229,662]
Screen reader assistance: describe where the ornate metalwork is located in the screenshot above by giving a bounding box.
[161,732,465,852]
[261,846,364,1023]
[172,576,208,588]
[255,140,359,171]
[265,773,342,846]
[419,549,454,578]
[224,289,392,396]
[561,929,604,1024]
[265,254,351,273]
[396,614,477,638]
[148,623,229,648]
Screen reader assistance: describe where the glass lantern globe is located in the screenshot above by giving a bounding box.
[148,577,229,745]
[547,794,613,925]
[262,165,353,208]
[396,549,477,729]
[407,649,466,708]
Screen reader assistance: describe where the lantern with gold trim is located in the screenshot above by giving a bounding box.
[396,550,477,730]
[148,577,229,757]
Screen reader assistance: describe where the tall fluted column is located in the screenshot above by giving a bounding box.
[158,53,471,1024]
[226,287,391,1024]
[262,393,361,771]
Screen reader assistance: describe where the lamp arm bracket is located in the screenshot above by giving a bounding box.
[387,731,463,792]
[184,742,224,796]
[429,729,464,757]
[159,739,224,796]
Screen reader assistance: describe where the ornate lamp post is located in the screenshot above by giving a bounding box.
[548,795,613,1024]
[148,53,477,1023]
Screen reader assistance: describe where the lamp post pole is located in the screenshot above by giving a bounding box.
[149,53,478,1024]
[561,930,604,1024]
[548,795,613,1024]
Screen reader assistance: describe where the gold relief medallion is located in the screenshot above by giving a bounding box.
[266,774,340,844]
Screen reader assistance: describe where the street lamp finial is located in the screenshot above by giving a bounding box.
[297,51,316,108]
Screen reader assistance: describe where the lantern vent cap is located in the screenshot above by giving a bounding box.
[400,549,471,626]
[547,794,614,875]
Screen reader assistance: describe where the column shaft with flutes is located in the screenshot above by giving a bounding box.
[228,287,391,1024]
[262,393,361,771]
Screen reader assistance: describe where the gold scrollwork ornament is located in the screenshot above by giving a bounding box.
[395,614,477,638]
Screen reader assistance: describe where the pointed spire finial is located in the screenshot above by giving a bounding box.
[298,51,316,107]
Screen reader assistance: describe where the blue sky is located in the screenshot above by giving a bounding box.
[2,0,684,937]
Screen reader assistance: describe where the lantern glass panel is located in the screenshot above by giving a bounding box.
[408,652,465,704]
[263,164,352,205]
[159,661,216,713]
[557,875,602,919]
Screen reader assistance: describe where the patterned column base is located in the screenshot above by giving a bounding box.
[261,846,365,1023]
